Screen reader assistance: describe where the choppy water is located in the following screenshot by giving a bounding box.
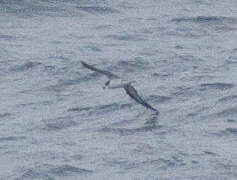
[1,0,237,179]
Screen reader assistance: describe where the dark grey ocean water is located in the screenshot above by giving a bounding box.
[1,0,237,179]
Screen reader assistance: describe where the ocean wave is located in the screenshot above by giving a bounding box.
[171,16,236,24]
[76,6,120,15]
[199,82,234,91]
[10,61,41,72]
[49,164,92,176]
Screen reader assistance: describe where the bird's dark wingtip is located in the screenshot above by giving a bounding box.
[81,61,86,66]
[153,110,160,115]
[81,61,91,69]
[151,108,159,115]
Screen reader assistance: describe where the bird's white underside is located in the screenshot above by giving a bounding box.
[105,79,135,89]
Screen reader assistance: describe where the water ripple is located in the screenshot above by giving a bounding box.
[0,1,83,17]
[49,164,92,176]
[142,157,185,170]
[0,112,11,118]
[100,124,162,136]
[147,95,171,103]
[17,164,92,179]
[68,102,132,115]
[76,6,120,15]
[0,136,25,141]
[215,106,237,117]
[105,34,145,41]
[43,116,76,131]
[115,59,148,71]
[218,95,237,102]
[47,79,82,92]
[171,16,236,24]
[68,106,91,113]
[199,82,234,91]
[214,128,237,137]
[18,169,54,180]
[0,34,16,40]
[10,61,41,72]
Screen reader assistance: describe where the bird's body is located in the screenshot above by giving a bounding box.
[81,61,159,114]
[105,79,135,89]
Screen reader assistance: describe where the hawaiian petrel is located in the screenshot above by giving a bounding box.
[81,61,159,114]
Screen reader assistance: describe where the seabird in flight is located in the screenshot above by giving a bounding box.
[81,61,159,114]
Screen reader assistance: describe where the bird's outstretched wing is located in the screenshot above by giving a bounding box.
[81,61,120,79]
[124,84,159,114]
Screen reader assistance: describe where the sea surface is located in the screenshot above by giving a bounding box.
[0,0,237,179]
